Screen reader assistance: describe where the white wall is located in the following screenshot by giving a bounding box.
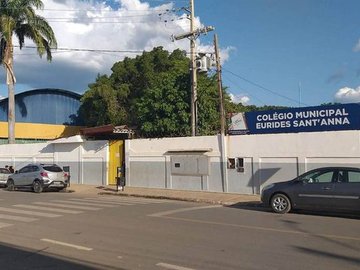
[126,130,360,194]
[0,140,108,185]
[125,136,222,191]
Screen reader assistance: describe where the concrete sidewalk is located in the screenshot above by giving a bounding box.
[67,184,261,206]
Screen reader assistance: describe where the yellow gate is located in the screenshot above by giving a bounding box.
[108,140,124,185]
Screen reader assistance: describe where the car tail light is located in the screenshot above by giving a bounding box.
[40,171,48,177]
[64,172,68,177]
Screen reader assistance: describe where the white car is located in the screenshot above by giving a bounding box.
[7,163,69,193]
[0,168,11,187]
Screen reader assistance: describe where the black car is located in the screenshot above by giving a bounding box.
[261,167,360,214]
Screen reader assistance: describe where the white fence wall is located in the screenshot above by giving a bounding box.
[0,140,108,185]
[126,130,360,194]
[2,130,359,194]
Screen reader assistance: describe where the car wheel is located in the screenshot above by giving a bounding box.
[7,179,15,191]
[32,180,43,193]
[270,193,291,214]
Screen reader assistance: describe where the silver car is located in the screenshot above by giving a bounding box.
[0,167,11,187]
[7,163,69,193]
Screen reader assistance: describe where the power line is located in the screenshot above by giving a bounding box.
[223,67,309,106]
[13,45,213,56]
[222,73,266,105]
[13,45,145,54]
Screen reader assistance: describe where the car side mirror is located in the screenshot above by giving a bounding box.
[15,170,18,174]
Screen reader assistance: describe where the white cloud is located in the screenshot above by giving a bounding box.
[229,93,250,104]
[1,0,234,95]
[334,86,360,103]
[353,38,360,52]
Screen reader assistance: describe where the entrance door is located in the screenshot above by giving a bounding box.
[108,140,124,185]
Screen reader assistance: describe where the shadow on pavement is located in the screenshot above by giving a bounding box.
[225,202,269,212]
[0,242,125,270]
[96,186,117,192]
[293,246,360,266]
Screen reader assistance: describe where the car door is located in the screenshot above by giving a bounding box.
[333,169,360,211]
[15,166,32,186]
[23,166,39,186]
[294,168,336,210]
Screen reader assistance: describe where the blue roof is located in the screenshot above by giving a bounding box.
[0,88,82,125]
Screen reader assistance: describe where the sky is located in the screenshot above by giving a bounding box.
[0,0,359,107]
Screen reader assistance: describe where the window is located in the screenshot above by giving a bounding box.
[315,171,334,183]
[337,171,346,183]
[227,158,235,169]
[348,171,360,183]
[301,170,334,183]
[236,158,245,173]
[19,166,31,173]
[31,166,40,172]
[43,165,62,172]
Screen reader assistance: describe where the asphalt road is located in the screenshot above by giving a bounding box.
[0,188,359,270]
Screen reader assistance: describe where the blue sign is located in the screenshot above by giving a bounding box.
[228,103,360,135]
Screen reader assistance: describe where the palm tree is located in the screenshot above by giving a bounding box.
[0,0,57,143]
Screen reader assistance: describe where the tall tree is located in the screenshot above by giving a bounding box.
[0,0,57,143]
[79,74,127,127]
[80,47,227,138]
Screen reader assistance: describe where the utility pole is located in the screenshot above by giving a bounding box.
[214,34,225,135]
[190,0,197,136]
[172,0,214,136]
[214,34,228,192]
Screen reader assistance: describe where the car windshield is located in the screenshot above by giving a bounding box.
[43,165,62,172]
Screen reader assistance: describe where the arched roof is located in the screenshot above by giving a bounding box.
[0,88,82,102]
[0,88,82,125]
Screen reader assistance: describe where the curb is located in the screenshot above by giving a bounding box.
[98,191,263,206]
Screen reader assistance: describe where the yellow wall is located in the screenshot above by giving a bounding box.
[0,121,82,139]
[108,140,124,185]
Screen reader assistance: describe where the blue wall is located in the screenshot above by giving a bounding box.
[0,89,81,125]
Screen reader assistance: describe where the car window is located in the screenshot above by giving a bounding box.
[32,166,40,172]
[19,166,31,173]
[300,170,334,183]
[314,171,334,183]
[348,171,360,183]
[43,165,62,172]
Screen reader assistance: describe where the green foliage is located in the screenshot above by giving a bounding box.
[197,73,221,135]
[81,47,290,138]
[79,47,296,137]
[79,75,126,126]
[135,72,190,137]
[0,0,57,63]
[80,47,217,138]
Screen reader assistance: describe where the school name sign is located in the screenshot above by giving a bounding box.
[228,103,360,135]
